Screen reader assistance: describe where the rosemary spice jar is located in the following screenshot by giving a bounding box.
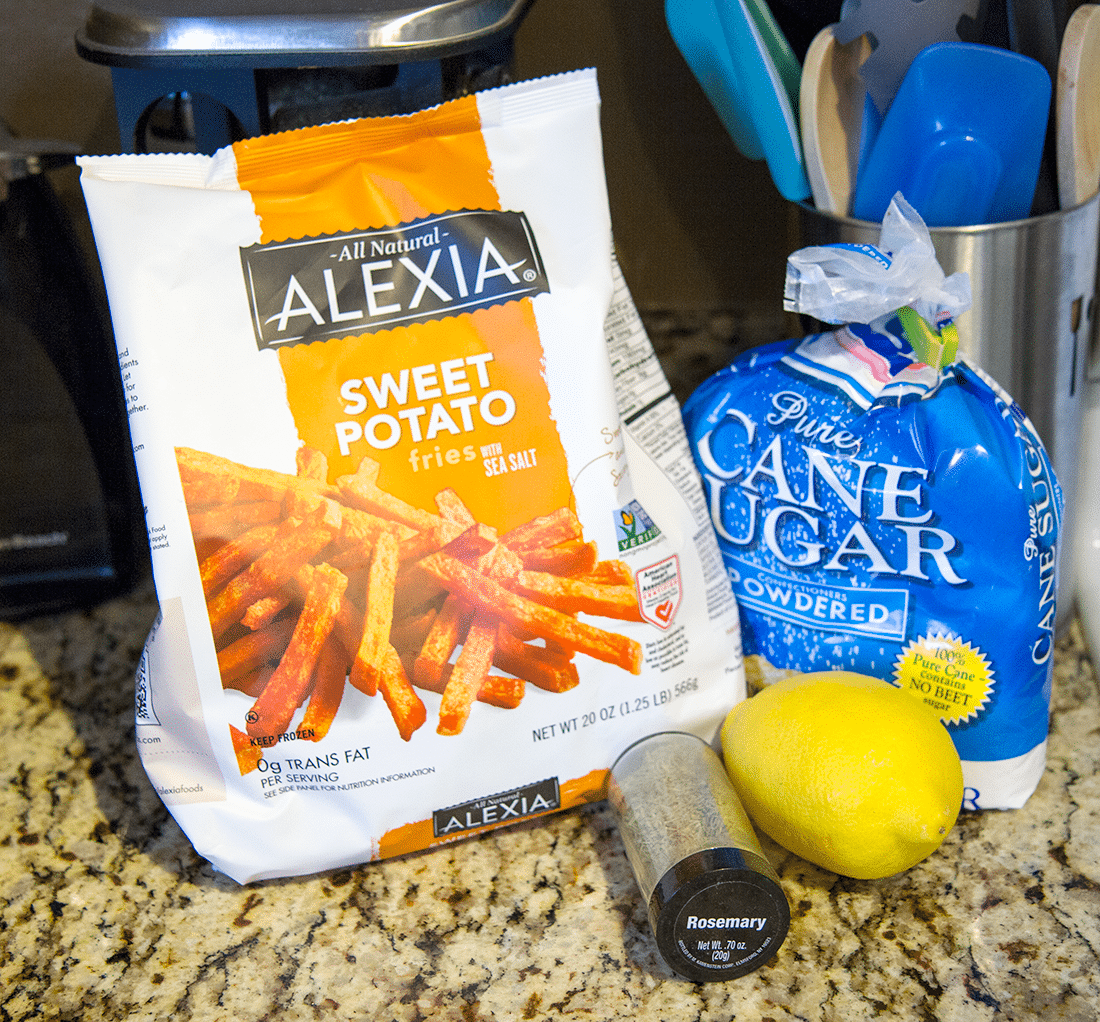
[609,731,790,982]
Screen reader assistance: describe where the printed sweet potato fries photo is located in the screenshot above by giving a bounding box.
[179,445,644,769]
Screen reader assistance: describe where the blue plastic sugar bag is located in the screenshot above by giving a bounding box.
[683,196,1059,810]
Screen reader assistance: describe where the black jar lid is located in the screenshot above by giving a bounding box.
[650,846,791,983]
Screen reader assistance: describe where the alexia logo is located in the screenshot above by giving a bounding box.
[240,210,549,350]
[432,777,560,837]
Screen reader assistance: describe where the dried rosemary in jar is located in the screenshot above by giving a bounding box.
[609,731,789,982]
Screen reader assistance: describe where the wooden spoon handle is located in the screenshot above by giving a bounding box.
[1057,3,1100,207]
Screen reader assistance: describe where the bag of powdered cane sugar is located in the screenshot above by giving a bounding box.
[682,195,1059,811]
[78,69,746,882]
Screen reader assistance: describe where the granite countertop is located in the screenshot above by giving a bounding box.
[4,312,1100,1021]
[2,573,1100,1021]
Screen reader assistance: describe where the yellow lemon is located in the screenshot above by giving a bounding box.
[720,671,964,880]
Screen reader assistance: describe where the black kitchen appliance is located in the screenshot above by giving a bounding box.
[14,0,537,617]
[75,0,537,154]
[0,126,145,619]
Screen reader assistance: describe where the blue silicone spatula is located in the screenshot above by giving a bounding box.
[714,0,812,200]
[851,42,1051,226]
[665,0,765,160]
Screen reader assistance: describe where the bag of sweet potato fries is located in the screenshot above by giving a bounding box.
[78,70,746,882]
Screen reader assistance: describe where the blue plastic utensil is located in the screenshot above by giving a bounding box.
[665,0,764,160]
[714,0,812,200]
[743,0,804,112]
[857,93,882,181]
[851,42,1051,226]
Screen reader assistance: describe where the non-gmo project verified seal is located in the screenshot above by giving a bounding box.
[432,778,560,837]
[616,500,661,552]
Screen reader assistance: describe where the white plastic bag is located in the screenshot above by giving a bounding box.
[79,70,746,882]
[784,194,972,329]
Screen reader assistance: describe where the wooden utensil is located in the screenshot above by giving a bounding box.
[800,25,873,214]
[1057,3,1100,206]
